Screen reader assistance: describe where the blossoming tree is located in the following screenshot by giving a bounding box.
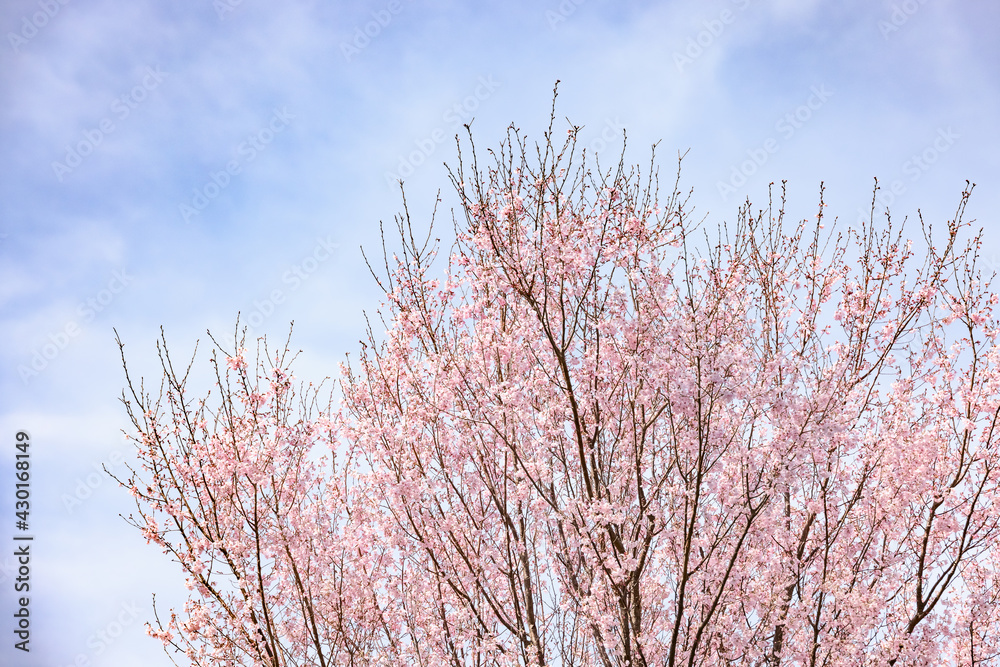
[116,109,1000,666]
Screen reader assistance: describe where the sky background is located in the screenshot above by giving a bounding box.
[1,1,998,665]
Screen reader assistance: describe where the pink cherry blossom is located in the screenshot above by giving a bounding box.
[115,116,1000,666]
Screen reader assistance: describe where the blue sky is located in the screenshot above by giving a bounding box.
[1,0,998,664]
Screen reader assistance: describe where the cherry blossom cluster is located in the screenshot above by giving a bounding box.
[117,118,999,666]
